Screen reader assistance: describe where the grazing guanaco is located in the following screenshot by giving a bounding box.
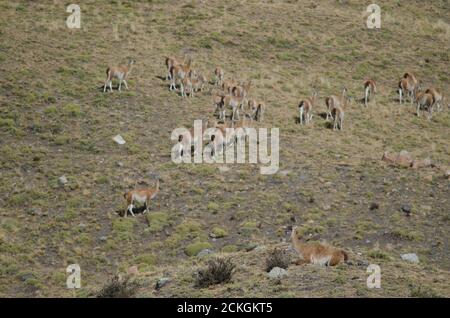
[363,80,376,107]
[123,179,159,217]
[299,90,317,125]
[325,88,348,121]
[415,91,434,120]
[180,76,194,97]
[169,58,192,92]
[399,73,419,104]
[291,226,348,266]
[103,59,135,93]
[425,87,443,112]
[332,105,344,130]
[214,67,225,85]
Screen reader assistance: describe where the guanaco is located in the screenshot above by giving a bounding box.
[103,59,135,93]
[165,56,183,80]
[332,105,344,130]
[123,179,159,217]
[363,80,376,107]
[214,67,225,85]
[291,226,348,266]
[399,73,419,104]
[169,58,192,92]
[415,91,434,120]
[299,90,317,125]
[425,87,443,112]
[222,94,244,121]
[325,88,348,121]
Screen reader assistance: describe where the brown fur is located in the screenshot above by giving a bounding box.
[363,80,376,106]
[291,226,348,266]
[123,180,159,217]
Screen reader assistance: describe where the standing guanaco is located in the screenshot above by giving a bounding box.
[299,90,317,125]
[325,88,348,121]
[425,87,443,112]
[214,67,225,85]
[103,59,135,93]
[123,179,159,217]
[399,73,419,104]
[363,80,376,107]
[169,58,192,92]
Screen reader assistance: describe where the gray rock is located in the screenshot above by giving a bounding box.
[58,175,68,185]
[401,253,419,264]
[28,208,42,216]
[112,134,126,145]
[155,277,171,290]
[267,267,288,280]
[197,249,213,258]
[99,236,108,242]
[401,204,412,215]
[116,161,124,167]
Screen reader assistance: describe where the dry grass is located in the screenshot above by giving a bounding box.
[0,0,449,297]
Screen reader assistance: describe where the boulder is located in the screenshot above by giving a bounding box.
[267,267,288,279]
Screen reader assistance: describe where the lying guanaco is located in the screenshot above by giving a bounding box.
[214,67,225,85]
[123,179,159,217]
[363,80,376,107]
[325,88,347,121]
[291,226,348,266]
[299,90,317,125]
[103,59,135,93]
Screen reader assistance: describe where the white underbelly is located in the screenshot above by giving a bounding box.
[132,194,147,204]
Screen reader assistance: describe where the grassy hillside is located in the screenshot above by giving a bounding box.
[0,0,449,297]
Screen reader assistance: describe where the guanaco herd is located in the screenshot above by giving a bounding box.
[102,58,445,267]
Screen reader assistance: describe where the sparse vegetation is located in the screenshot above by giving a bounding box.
[195,258,236,288]
[96,275,140,298]
[265,248,290,272]
[0,0,449,298]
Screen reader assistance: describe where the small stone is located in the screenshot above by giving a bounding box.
[369,202,379,210]
[99,236,108,242]
[323,204,331,211]
[116,161,124,167]
[58,175,68,185]
[401,204,412,216]
[197,249,213,258]
[155,277,170,290]
[401,253,419,264]
[127,266,139,275]
[267,267,288,280]
[113,134,126,145]
[423,174,433,182]
[245,243,258,252]
[28,208,42,216]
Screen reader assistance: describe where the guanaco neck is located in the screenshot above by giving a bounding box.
[291,229,306,251]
